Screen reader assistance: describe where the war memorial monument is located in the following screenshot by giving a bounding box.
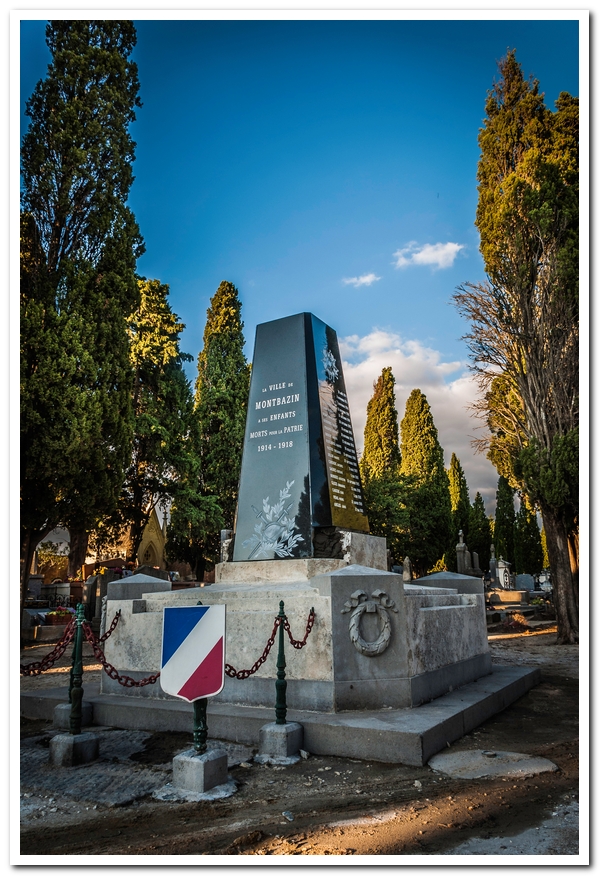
[90,313,539,765]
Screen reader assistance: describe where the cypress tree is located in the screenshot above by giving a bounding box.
[20,21,143,603]
[399,389,452,576]
[117,279,199,563]
[494,476,516,565]
[469,492,492,573]
[194,281,250,572]
[359,368,409,565]
[514,503,544,575]
[445,453,471,570]
[360,367,401,481]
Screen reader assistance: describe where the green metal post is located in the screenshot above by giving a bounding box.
[275,600,287,725]
[193,698,208,753]
[70,603,85,736]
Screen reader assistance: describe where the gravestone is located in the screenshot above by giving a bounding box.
[233,312,369,562]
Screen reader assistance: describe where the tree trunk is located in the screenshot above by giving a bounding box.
[124,517,148,567]
[20,524,54,610]
[67,526,90,579]
[542,509,578,644]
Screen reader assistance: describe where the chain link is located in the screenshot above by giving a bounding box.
[20,619,77,675]
[97,609,121,643]
[284,607,315,648]
[82,622,161,687]
[225,615,281,679]
[225,607,316,677]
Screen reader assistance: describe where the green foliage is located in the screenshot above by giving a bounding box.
[494,476,516,565]
[541,527,550,569]
[193,281,250,565]
[446,453,471,570]
[454,49,579,641]
[399,389,452,576]
[20,21,143,600]
[514,502,544,575]
[360,367,401,481]
[361,474,413,567]
[468,492,492,573]
[115,278,197,561]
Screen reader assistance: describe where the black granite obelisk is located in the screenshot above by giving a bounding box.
[232,313,369,562]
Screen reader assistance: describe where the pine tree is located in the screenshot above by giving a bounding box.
[494,476,516,565]
[399,389,452,576]
[20,21,143,603]
[469,492,492,573]
[194,281,250,571]
[360,367,401,481]
[514,503,544,575]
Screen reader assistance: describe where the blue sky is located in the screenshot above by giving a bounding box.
[19,16,581,514]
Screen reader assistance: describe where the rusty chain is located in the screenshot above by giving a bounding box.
[82,622,160,687]
[225,614,281,679]
[225,607,316,678]
[21,606,315,684]
[20,619,76,675]
[96,609,121,643]
[284,607,315,648]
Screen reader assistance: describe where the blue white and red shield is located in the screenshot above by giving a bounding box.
[160,605,226,702]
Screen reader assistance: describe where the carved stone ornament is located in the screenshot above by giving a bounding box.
[341,589,398,657]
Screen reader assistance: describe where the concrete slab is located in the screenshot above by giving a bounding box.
[21,664,540,766]
[428,748,558,779]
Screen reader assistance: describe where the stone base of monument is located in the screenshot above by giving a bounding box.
[172,748,229,793]
[21,664,540,766]
[254,721,303,764]
[100,563,492,712]
[53,701,93,730]
[49,731,99,767]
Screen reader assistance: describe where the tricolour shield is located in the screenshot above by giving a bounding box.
[160,605,226,701]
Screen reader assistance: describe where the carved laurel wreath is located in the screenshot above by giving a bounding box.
[341,589,398,657]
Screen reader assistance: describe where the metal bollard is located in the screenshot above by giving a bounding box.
[275,600,287,725]
[70,603,85,735]
[193,698,208,753]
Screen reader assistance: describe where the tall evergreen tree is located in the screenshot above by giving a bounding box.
[360,367,401,481]
[119,279,198,563]
[453,50,578,642]
[359,368,409,565]
[20,21,143,603]
[194,281,250,572]
[445,453,471,570]
[399,389,452,577]
[494,476,516,565]
[514,503,544,575]
[469,492,492,573]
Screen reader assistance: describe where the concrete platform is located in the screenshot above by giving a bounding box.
[21,664,540,766]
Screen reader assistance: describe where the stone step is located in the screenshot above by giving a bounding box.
[20,664,541,767]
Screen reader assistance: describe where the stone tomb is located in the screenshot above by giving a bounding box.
[102,563,491,712]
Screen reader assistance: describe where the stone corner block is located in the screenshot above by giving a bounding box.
[172,748,228,793]
[49,731,99,767]
[53,701,93,730]
[258,721,304,758]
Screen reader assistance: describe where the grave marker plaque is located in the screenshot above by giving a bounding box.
[233,312,368,562]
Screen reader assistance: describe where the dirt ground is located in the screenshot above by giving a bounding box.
[19,628,581,859]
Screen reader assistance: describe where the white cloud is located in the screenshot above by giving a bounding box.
[393,241,464,270]
[342,272,382,287]
[340,329,499,514]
